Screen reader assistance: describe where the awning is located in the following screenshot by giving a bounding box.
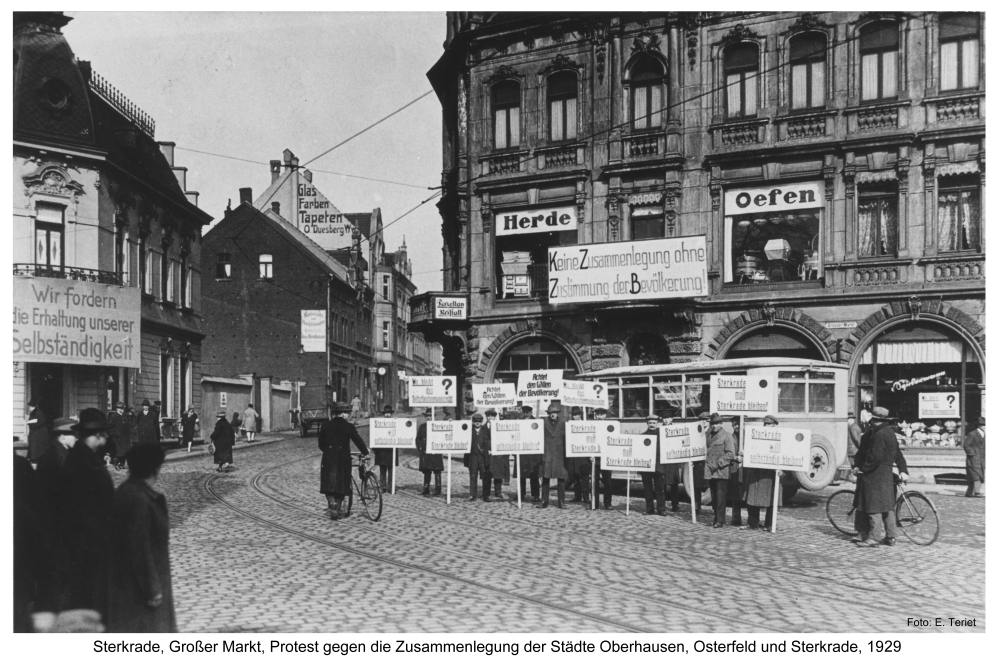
[861,340,963,365]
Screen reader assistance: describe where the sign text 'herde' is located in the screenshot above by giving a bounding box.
[496,204,578,237]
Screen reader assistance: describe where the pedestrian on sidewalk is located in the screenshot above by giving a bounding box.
[243,404,258,443]
[593,408,614,510]
[135,400,160,446]
[963,416,985,498]
[231,412,242,443]
[350,394,362,424]
[640,414,667,515]
[852,407,903,547]
[319,403,370,520]
[181,406,198,453]
[107,443,175,632]
[416,408,443,496]
[705,413,736,528]
[109,402,130,470]
[374,405,398,492]
[741,415,780,531]
[210,411,235,472]
[538,403,568,509]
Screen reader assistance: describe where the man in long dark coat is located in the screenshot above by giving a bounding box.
[705,413,736,528]
[319,403,370,520]
[26,397,49,464]
[210,411,235,471]
[853,406,903,546]
[415,409,444,496]
[465,412,491,502]
[181,405,199,453]
[486,409,509,499]
[538,403,568,509]
[963,416,985,497]
[515,405,542,502]
[108,401,129,469]
[135,399,160,446]
[741,414,779,531]
[640,414,667,515]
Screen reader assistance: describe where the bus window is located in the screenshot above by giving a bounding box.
[602,380,620,418]
[684,376,711,417]
[779,370,836,413]
[622,377,649,419]
[652,377,682,418]
[778,382,806,412]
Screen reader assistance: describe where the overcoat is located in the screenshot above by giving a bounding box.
[35,440,70,515]
[373,418,399,467]
[415,422,444,472]
[108,410,130,458]
[27,406,49,461]
[854,422,899,513]
[464,425,491,473]
[106,478,176,633]
[135,410,160,445]
[242,407,258,433]
[318,417,369,495]
[542,417,569,480]
[848,422,864,460]
[704,428,736,480]
[181,412,198,444]
[118,410,135,458]
[741,467,775,507]
[210,417,235,465]
[964,428,985,482]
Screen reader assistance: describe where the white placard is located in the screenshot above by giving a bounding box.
[516,370,562,401]
[495,205,578,237]
[473,383,518,409]
[659,421,708,463]
[426,420,472,454]
[565,420,602,458]
[408,375,457,407]
[369,418,418,449]
[710,374,774,415]
[434,297,468,320]
[600,422,658,471]
[300,310,326,353]
[918,392,960,419]
[547,235,708,304]
[561,380,610,409]
[724,181,824,215]
[490,419,544,455]
[742,425,811,472]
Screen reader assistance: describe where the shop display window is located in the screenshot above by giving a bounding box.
[777,370,836,414]
[495,227,574,299]
[726,210,821,283]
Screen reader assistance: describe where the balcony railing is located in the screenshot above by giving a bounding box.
[13,264,123,286]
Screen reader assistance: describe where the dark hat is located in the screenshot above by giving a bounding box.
[217,410,227,418]
[976,416,986,426]
[471,412,484,421]
[52,417,77,434]
[546,402,562,413]
[28,397,39,407]
[485,409,497,417]
[594,408,608,416]
[763,415,779,425]
[382,405,394,413]
[141,399,151,407]
[698,412,711,420]
[72,408,113,433]
[331,402,352,413]
[709,413,724,424]
[848,411,856,418]
[521,405,533,413]
[571,406,583,416]
[115,401,125,408]
[871,406,891,419]
[423,408,433,416]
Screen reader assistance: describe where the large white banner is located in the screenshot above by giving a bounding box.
[710,374,774,415]
[473,383,517,409]
[426,420,472,454]
[742,425,812,472]
[516,370,562,401]
[490,419,544,455]
[659,421,708,463]
[408,376,457,407]
[369,418,417,449]
[565,420,602,458]
[547,235,708,305]
[300,310,326,353]
[561,380,609,409]
[495,205,578,237]
[600,423,658,472]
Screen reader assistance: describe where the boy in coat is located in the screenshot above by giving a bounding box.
[537,403,568,509]
[963,416,985,497]
[318,403,370,520]
[466,412,491,502]
[705,413,736,528]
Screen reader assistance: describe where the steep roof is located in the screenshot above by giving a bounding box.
[344,212,372,238]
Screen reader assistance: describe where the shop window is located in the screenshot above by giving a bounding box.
[629,55,664,130]
[258,253,273,279]
[495,215,576,300]
[547,71,577,142]
[860,21,898,101]
[857,184,898,257]
[724,43,759,118]
[726,207,822,284]
[939,13,979,91]
[789,32,826,110]
[34,203,64,271]
[492,80,520,150]
[937,175,981,252]
[777,370,836,414]
[216,252,231,279]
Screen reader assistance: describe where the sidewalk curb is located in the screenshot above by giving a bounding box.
[165,420,371,463]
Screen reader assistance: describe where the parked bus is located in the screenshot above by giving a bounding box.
[577,357,849,500]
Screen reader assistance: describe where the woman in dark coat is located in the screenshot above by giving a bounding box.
[180,406,198,453]
[27,398,49,463]
[538,403,568,509]
[135,400,160,446]
[107,444,176,633]
[318,403,369,520]
[415,410,444,496]
[210,412,235,472]
[963,416,985,497]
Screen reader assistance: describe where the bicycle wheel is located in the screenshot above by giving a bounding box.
[360,471,383,522]
[896,491,939,546]
[826,489,858,535]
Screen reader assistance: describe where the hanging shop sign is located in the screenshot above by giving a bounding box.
[918,392,961,419]
[426,420,472,454]
[369,418,417,449]
[658,421,708,463]
[473,383,518,409]
[300,310,326,352]
[547,235,708,304]
[724,181,824,214]
[408,376,457,407]
[561,380,609,409]
[491,419,544,455]
[565,420,603,458]
[600,424,657,471]
[710,374,774,415]
[741,425,812,472]
[495,205,578,237]
[516,370,562,401]
[13,276,142,369]
[433,296,468,320]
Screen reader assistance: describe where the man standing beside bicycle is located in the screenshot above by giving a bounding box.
[852,406,907,547]
[318,402,370,521]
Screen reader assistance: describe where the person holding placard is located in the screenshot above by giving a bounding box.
[374,405,398,493]
[639,414,667,515]
[464,412,492,502]
[593,408,614,510]
[486,409,509,499]
[846,411,863,484]
[728,416,745,527]
[705,413,737,528]
[566,407,592,504]
[740,415,779,532]
[538,403,568,509]
[516,405,542,502]
[415,409,443,497]
[691,412,711,514]
[659,411,682,513]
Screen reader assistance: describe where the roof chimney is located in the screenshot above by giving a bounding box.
[239,187,253,205]
[271,202,280,215]
[158,141,176,167]
[270,160,281,183]
[303,169,313,183]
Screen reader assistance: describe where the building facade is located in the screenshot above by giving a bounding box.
[13,12,210,442]
[413,12,985,449]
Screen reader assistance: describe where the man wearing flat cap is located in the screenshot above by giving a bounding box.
[592,408,614,510]
[963,416,985,498]
[374,405,398,492]
[705,413,737,528]
[465,412,492,502]
[639,414,667,515]
[740,415,779,531]
[537,402,568,508]
[516,405,542,502]
[852,406,904,546]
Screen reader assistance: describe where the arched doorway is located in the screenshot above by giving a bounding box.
[489,336,580,385]
[721,326,826,361]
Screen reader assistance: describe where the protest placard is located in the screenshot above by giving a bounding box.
[918,392,960,419]
[561,380,609,409]
[369,418,417,449]
[565,420,602,457]
[472,383,517,409]
[490,419,544,455]
[658,421,708,463]
[741,424,811,472]
[516,370,562,401]
[709,374,774,415]
[408,376,457,407]
[599,423,657,471]
[426,420,472,454]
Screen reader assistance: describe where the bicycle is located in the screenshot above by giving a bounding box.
[826,474,939,545]
[343,453,383,522]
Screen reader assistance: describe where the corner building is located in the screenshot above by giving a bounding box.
[412,12,985,448]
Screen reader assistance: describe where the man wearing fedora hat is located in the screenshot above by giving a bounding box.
[705,413,737,528]
[135,399,160,446]
[537,402,569,509]
[319,403,370,520]
[963,416,985,498]
[415,409,444,496]
[374,405,398,492]
[852,406,903,546]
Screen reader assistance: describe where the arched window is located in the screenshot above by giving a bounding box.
[629,55,664,130]
[547,71,577,142]
[789,32,826,109]
[491,80,520,150]
[940,13,980,91]
[724,43,759,118]
[492,337,577,385]
[860,21,898,101]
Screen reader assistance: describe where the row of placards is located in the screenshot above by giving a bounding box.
[472,374,608,408]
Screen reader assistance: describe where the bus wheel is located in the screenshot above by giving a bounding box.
[794,434,836,491]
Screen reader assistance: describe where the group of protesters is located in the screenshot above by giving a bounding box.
[14,407,176,633]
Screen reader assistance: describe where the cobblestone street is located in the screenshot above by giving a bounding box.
[145,431,985,633]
